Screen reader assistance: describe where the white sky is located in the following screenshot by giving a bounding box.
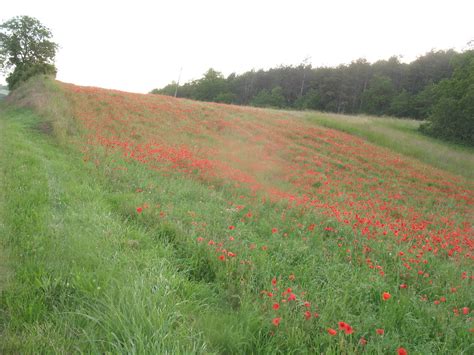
[1,0,473,93]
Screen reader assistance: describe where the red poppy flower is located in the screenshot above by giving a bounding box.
[136,207,143,213]
[397,347,408,355]
[272,228,278,234]
[304,311,311,320]
[328,328,337,336]
[382,292,391,301]
[218,255,225,261]
[271,277,277,286]
[337,322,353,334]
[272,303,280,310]
[272,317,281,326]
[376,328,384,335]
[228,225,235,230]
[462,307,470,315]
[344,325,354,335]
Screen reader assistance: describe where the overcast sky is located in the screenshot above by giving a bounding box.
[1,0,473,93]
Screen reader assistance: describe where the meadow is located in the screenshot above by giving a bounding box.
[0,77,472,354]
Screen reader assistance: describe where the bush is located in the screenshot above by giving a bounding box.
[6,63,57,90]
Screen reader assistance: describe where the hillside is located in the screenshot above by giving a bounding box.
[1,77,473,353]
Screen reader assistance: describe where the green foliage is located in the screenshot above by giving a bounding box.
[150,81,177,96]
[251,86,285,108]
[193,68,230,102]
[420,50,474,145]
[6,63,57,90]
[389,90,413,117]
[412,83,438,119]
[0,16,57,90]
[361,75,396,115]
[214,91,236,104]
[295,88,322,110]
[404,49,456,94]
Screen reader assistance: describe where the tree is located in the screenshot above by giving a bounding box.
[403,50,456,94]
[295,88,322,110]
[251,86,285,108]
[361,75,396,115]
[0,16,58,90]
[420,50,474,145]
[192,68,230,102]
[389,89,413,117]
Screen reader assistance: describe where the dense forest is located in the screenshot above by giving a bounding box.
[153,49,474,145]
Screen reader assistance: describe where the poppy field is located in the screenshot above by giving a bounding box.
[1,78,473,353]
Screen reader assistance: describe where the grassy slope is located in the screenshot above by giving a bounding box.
[300,112,474,180]
[1,78,473,353]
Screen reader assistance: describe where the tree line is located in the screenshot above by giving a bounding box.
[153,49,473,145]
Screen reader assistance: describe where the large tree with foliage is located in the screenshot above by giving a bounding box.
[420,50,474,145]
[0,15,58,90]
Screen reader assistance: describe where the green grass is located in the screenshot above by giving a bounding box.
[1,81,473,353]
[0,107,211,352]
[301,112,474,180]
